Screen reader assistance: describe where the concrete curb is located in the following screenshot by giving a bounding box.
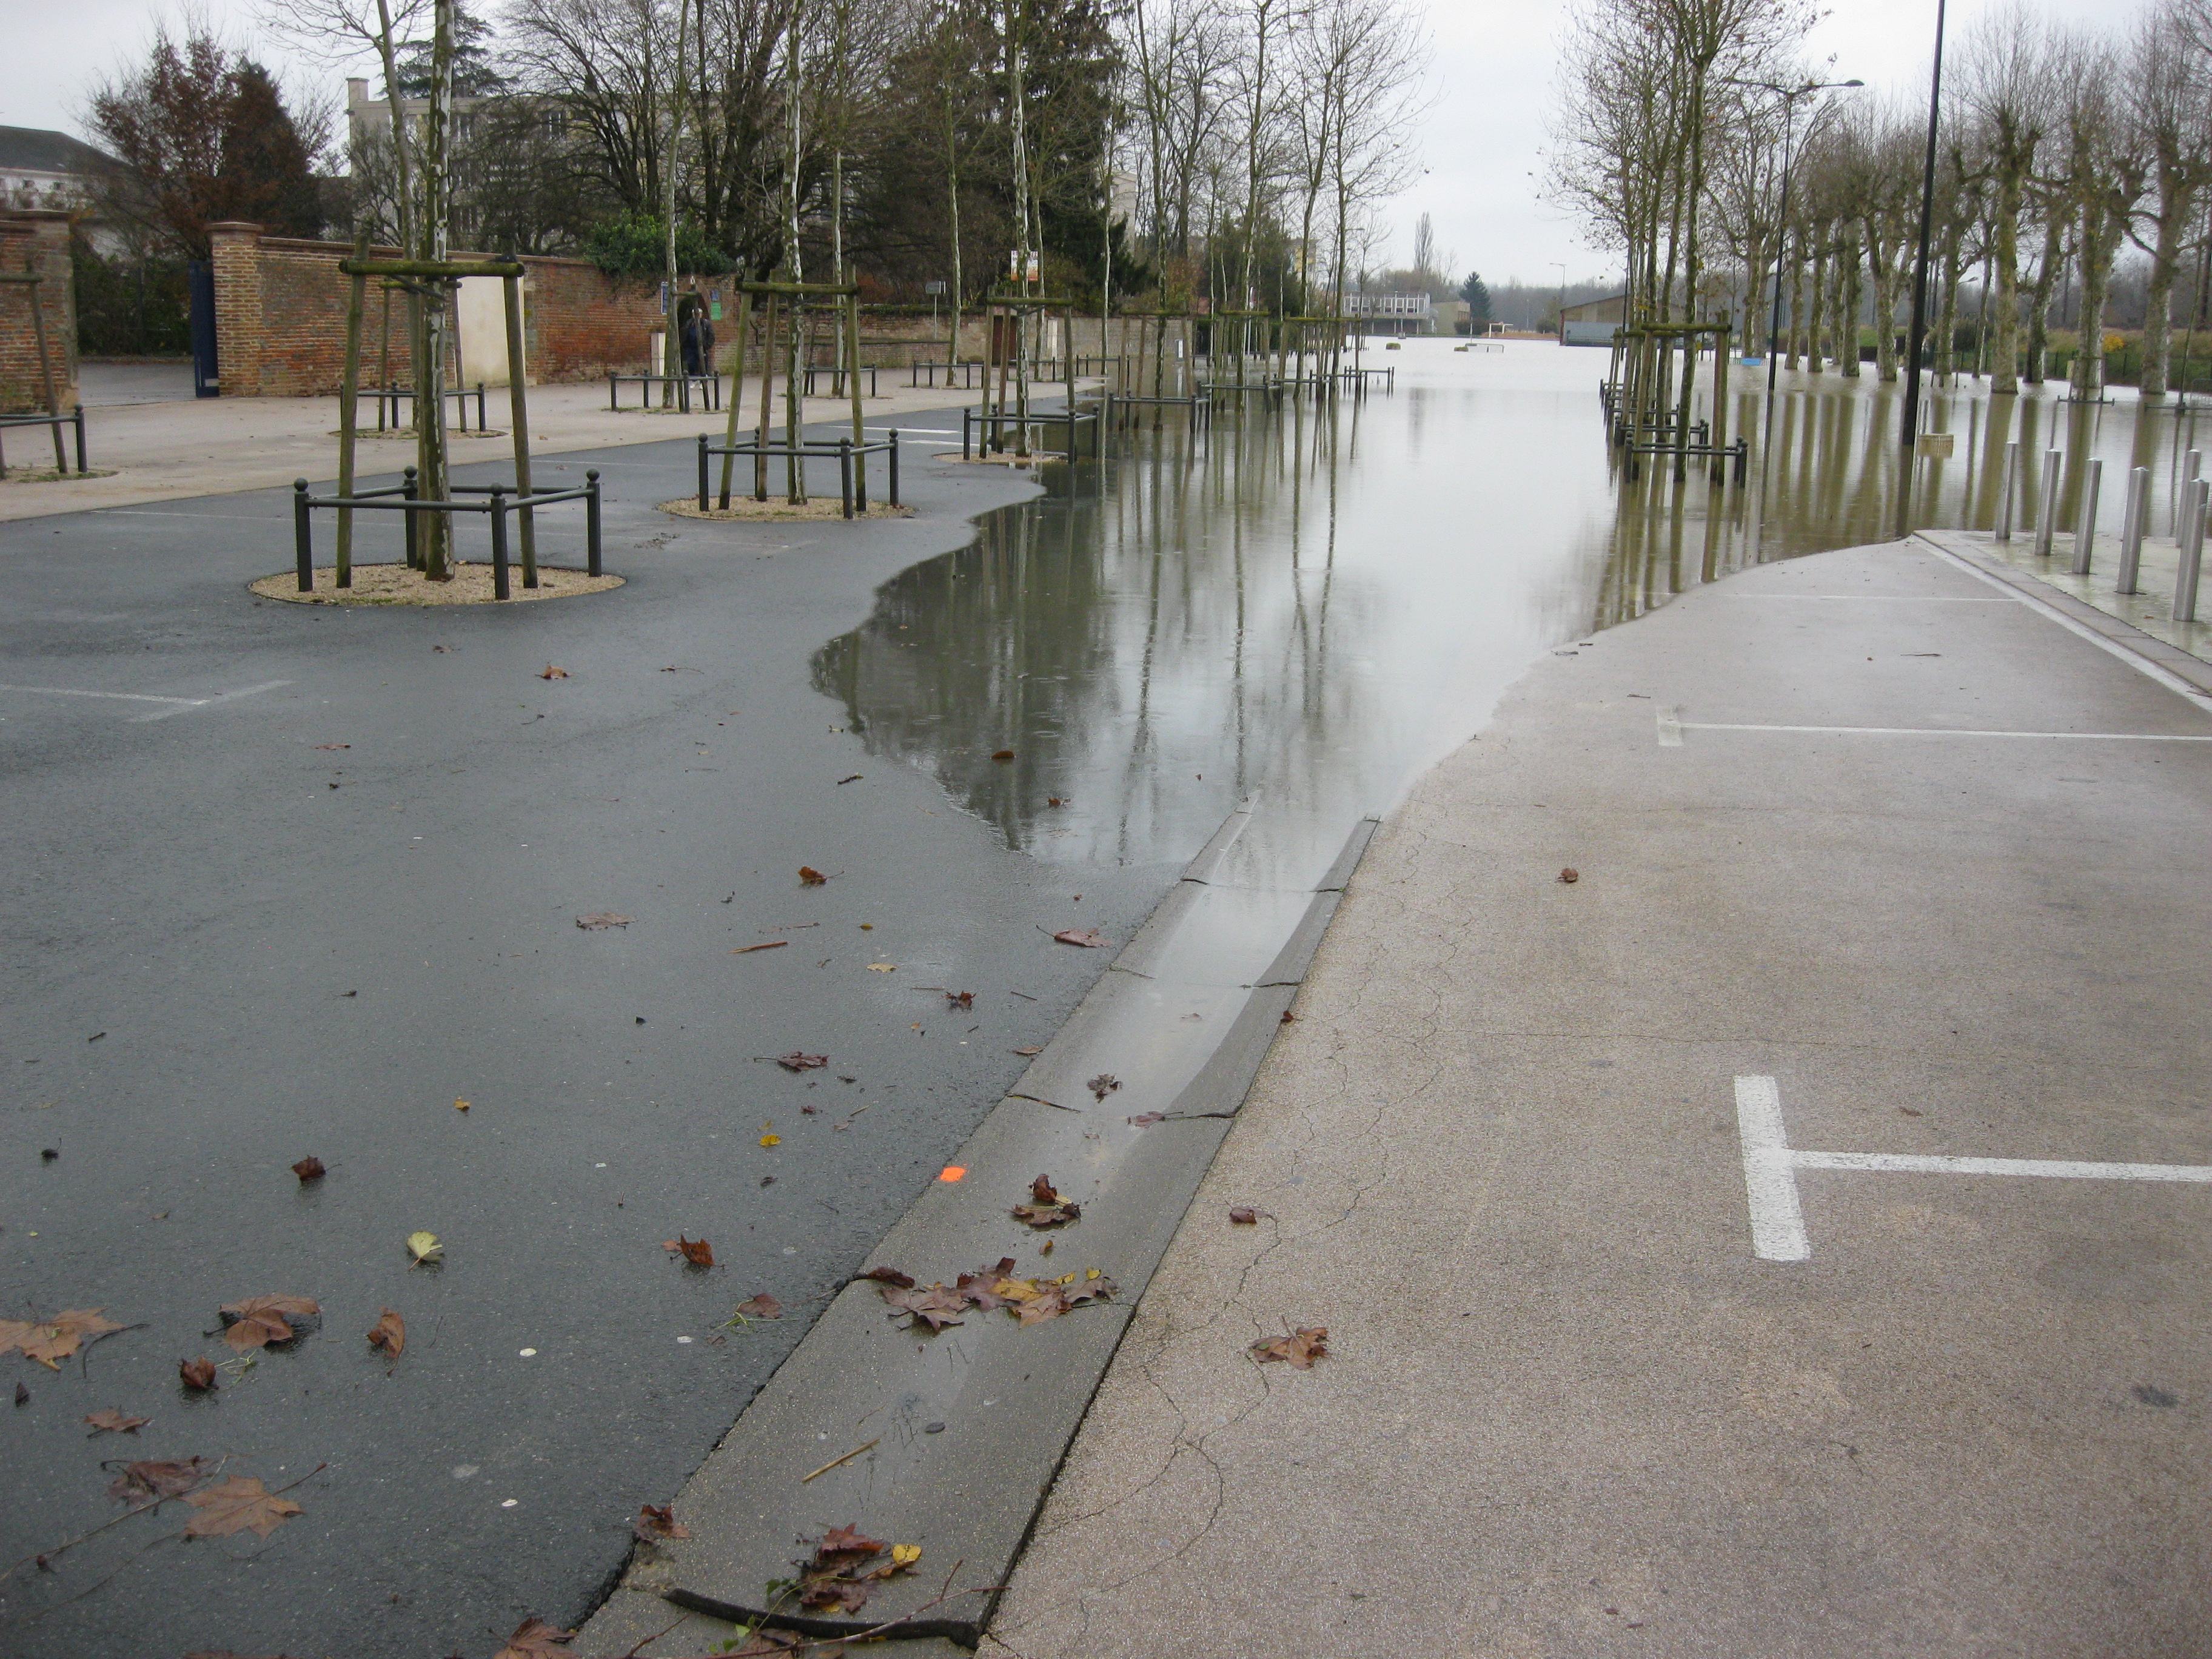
[577,811,1380,1654]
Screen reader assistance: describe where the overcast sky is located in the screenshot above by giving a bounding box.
[1,0,2154,286]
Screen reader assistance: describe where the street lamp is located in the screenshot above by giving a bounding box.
[1723,75,1863,402]
[1896,0,1949,538]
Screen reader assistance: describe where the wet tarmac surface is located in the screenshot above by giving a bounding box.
[3,341,2196,1656]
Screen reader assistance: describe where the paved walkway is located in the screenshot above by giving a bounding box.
[977,535,2212,1657]
[0,375,1018,521]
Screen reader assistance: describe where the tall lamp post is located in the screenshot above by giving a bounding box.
[1723,75,1863,403]
[1896,0,1949,537]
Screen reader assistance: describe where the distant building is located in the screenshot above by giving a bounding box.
[0,126,113,213]
[1344,290,1433,337]
[347,78,493,244]
[1560,293,1627,347]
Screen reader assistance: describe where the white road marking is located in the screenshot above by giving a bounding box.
[1678,722,2212,742]
[1719,594,2011,602]
[94,510,289,523]
[1919,537,2212,719]
[1655,706,1683,746]
[1734,1075,2212,1261]
[0,679,289,721]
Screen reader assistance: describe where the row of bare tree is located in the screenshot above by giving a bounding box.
[1549,0,2212,405]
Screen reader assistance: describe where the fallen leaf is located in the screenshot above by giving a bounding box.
[1051,928,1110,948]
[1558,868,1579,884]
[1228,1207,1259,1224]
[2,1309,126,1369]
[836,773,863,785]
[1280,1010,1296,1024]
[1013,1045,1042,1056]
[632,1503,691,1542]
[991,749,1015,762]
[879,1281,971,1333]
[494,1618,575,1659]
[945,990,974,1009]
[891,1543,922,1566]
[291,1156,326,1182]
[1251,1327,1329,1369]
[732,940,788,954]
[575,913,632,930]
[866,962,896,972]
[109,1457,209,1503]
[455,1098,470,1112]
[732,1293,782,1319]
[664,1236,715,1267]
[1899,1107,1924,1117]
[406,1231,443,1266]
[538,665,569,679]
[759,1133,782,1147]
[777,1052,828,1072]
[219,1295,320,1353]
[859,1265,916,1288]
[1086,1073,1120,1102]
[798,866,828,885]
[1128,1111,1166,1125]
[797,1524,899,1612]
[1046,796,1064,806]
[313,742,350,749]
[367,1310,404,1359]
[183,1476,303,1539]
[84,1409,147,1435]
[1013,1173,1080,1228]
[12,1382,26,1406]
[179,1356,217,1390]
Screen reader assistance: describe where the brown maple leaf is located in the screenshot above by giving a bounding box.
[663,1236,715,1267]
[945,990,974,1009]
[366,1310,404,1359]
[179,1355,217,1391]
[218,1295,320,1352]
[1051,928,1110,948]
[1228,1207,1259,1225]
[1250,1327,1329,1369]
[575,912,632,930]
[84,1409,147,1435]
[538,665,569,680]
[632,1503,691,1542]
[878,1282,968,1333]
[1013,1173,1080,1228]
[1086,1073,1120,1101]
[183,1476,303,1540]
[108,1457,209,1504]
[495,1618,575,1659]
[1558,867,1580,884]
[857,1265,915,1289]
[798,866,828,885]
[290,1156,326,1181]
[776,1051,828,1072]
[2,1309,126,1369]
[732,1293,782,1320]
[956,1258,1021,1310]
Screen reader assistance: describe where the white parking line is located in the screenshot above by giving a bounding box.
[0,679,289,721]
[1658,708,2212,746]
[1733,1075,2212,1262]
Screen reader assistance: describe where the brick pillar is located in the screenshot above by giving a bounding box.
[207,221,265,398]
[0,209,77,412]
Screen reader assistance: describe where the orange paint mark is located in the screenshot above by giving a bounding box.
[939,1166,967,1182]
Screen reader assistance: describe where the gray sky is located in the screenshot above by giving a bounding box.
[1,0,2153,285]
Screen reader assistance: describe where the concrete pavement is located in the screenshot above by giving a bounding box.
[976,535,2212,1657]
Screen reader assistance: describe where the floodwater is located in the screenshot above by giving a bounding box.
[816,338,2205,888]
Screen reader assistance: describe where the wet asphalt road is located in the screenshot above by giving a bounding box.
[0,418,1179,1657]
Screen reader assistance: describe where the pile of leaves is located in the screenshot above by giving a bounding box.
[794,1524,920,1615]
[863,1259,1116,1333]
[1011,1174,1079,1228]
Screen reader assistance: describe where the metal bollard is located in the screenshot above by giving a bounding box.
[72,407,86,474]
[888,430,900,506]
[293,478,314,592]
[697,432,710,512]
[402,466,420,570]
[2180,449,2202,535]
[839,438,854,520]
[1995,441,2018,540]
[2033,447,2061,557]
[585,470,603,576]
[489,484,511,601]
[2117,466,2150,594]
[2175,477,2209,622]
[962,407,973,461]
[2071,457,2103,576]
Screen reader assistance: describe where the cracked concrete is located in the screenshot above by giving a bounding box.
[979,535,2212,1657]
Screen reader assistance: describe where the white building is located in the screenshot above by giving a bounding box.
[0,126,113,213]
[1344,290,1433,337]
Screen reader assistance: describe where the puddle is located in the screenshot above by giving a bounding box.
[815,340,2205,890]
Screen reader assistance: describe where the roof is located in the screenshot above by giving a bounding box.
[0,126,115,176]
[1561,294,1628,321]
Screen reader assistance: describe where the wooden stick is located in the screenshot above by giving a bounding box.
[799,1438,879,1483]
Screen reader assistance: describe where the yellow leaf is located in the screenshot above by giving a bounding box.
[454,1099,470,1111]
[406,1231,443,1265]
[1085,1267,1102,1280]
[867,962,896,972]
[891,1544,922,1566]
[760,1134,782,1147]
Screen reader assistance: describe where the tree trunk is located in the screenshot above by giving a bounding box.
[2140,193,2192,402]
[2024,213,2062,386]
[415,0,456,579]
[1991,163,2023,394]
[1839,230,1863,379]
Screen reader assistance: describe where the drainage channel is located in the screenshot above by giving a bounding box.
[579,797,1377,1654]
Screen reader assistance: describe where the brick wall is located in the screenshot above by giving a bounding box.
[0,211,78,414]
[206,223,666,398]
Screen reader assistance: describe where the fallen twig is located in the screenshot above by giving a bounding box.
[799,1439,879,1483]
